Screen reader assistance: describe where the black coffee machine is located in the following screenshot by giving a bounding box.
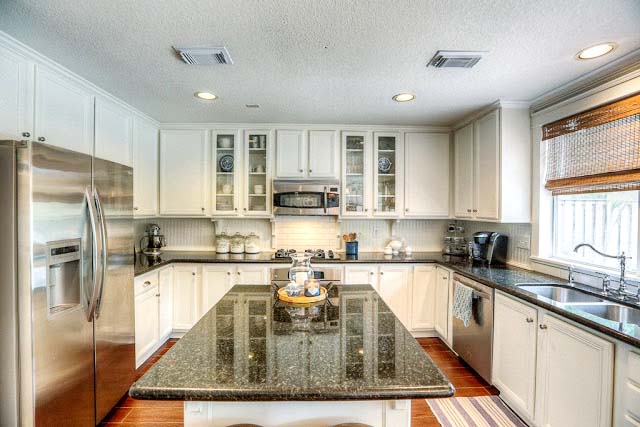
[471,231,508,265]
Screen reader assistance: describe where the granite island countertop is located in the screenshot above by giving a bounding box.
[129,284,455,401]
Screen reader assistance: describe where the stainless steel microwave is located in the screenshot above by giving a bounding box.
[273,180,340,215]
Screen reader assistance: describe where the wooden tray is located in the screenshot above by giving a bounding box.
[277,286,327,304]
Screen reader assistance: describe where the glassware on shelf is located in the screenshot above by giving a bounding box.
[289,252,314,288]
[216,232,230,254]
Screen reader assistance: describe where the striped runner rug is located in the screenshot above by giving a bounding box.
[427,396,528,427]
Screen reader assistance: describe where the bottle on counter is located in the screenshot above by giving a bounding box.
[230,232,245,254]
[215,232,230,254]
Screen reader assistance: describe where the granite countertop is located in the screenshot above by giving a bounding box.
[134,251,444,277]
[129,284,455,401]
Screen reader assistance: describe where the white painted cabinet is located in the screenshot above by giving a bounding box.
[159,130,209,216]
[275,129,305,178]
[211,130,241,215]
[202,265,233,315]
[158,267,174,339]
[132,118,159,216]
[474,110,500,220]
[404,133,450,217]
[235,265,269,285]
[493,292,614,427]
[410,265,436,330]
[134,274,159,367]
[373,132,402,217]
[308,130,338,178]
[434,266,450,341]
[0,45,34,140]
[344,265,378,287]
[377,265,410,328]
[173,264,200,331]
[453,123,474,218]
[275,129,338,179]
[453,107,531,222]
[341,131,372,216]
[94,97,133,166]
[535,313,613,427]
[243,130,272,215]
[493,292,538,420]
[34,66,94,155]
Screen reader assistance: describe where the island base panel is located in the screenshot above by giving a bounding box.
[184,399,411,427]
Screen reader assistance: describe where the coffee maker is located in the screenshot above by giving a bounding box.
[139,224,167,256]
[470,231,508,265]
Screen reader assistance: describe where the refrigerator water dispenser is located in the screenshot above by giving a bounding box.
[46,239,82,315]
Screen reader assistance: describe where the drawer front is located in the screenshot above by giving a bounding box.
[135,272,159,296]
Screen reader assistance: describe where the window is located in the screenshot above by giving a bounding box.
[553,191,639,271]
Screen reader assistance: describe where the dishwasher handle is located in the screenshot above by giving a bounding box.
[453,274,493,299]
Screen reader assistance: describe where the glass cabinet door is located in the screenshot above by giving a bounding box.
[212,131,240,215]
[342,132,370,216]
[244,131,270,215]
[373,132,401,216]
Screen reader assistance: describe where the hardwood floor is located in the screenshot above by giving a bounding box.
[101,337,497,426]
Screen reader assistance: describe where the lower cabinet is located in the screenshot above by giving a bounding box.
[158,266,174,338]
[173,264,199,331]
[377,265,411,329]
[134,282,159,366]
[410,265,436,331]
[343,265,378,287]
[434,266,451,343]
[202,265,234,314]
[235,264,270,285]
[493,291,614,427]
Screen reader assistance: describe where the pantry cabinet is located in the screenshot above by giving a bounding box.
[0,45,34,140]
[453,106,531,222]
[409,265,436,330]
[94,97,133,166]
[34,66,94,155]
[404,132,450,217]
[275,129,338,179]
[132,118,159,216]
[159,129,210,216]
[493,292,613,427]
[434,266,451,342]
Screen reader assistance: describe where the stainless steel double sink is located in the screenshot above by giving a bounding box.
[516,284,640,330]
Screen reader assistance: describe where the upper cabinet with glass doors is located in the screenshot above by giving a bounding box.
[342,131,371,216]
[243,130,272,216]
[211,130,241,215]
[373,132,402,217]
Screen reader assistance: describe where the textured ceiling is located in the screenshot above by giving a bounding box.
[1,0,639,125]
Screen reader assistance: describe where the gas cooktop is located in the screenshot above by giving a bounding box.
[272,248,341,260]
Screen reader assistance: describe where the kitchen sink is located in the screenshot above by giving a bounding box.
[517,284,606,304]
[565,303,640,327]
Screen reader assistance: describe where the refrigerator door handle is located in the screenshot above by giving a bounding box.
[93,188,108,318]
[85,187,103,321]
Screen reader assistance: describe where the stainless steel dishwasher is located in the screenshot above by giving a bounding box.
[452,273,494,383]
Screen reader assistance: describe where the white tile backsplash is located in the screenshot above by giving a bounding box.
[458,220,532,268]
[274,217,339,250]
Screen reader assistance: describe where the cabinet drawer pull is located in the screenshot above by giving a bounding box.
[143,281,152,287]
[155,293,160,297]
[526,317,534,323]
[467,209,472,213]
[22,132,31,138]
[473,209,478,212]
[443,276,448,280]
[539,324,547,329]
[37,136,46,142]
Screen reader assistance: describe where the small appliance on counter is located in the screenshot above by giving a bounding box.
[139,223,167,255]
[443,223,467,256]
[470,231,508,265]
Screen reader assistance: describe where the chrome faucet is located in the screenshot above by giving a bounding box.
[573,243,629,297]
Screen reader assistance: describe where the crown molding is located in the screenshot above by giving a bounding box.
[451,99,530,130]
[160,122,451,133]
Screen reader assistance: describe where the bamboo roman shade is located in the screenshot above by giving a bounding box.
[543,92,640,195]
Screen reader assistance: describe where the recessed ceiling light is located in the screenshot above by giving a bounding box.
[393,93,415,102]
[576,42,616,60]
[194,91,217,100]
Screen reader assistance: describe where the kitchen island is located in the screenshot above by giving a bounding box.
[129,284,454,427]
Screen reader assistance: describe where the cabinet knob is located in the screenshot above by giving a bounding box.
[473,209,478,213]
[365,208,368,212]
[370,271,375,275]
[405,208,409,212]
[22,132,30,138]
[380,271,384,275]
[526,317,534,323]
[143,281,151,287]
[237,271,241,275]
[374,208,378,212]
[299,169,303,173]
[192,272,196,276]
[155,293,160,297]
[539,324,547,329]
[467,209,472,213]
[443,276,448,280]
[309,169,312,173]
[227,271,231,275]
[133,207,138,211]
[234,208,238,211]
[243,208,247,211]
[37,136,46,142]
[201,207,205,211]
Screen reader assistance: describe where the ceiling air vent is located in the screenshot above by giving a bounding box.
[173,46,233,65]
[428,50,487,68]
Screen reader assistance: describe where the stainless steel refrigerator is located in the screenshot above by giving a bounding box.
[0,140,135,426]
